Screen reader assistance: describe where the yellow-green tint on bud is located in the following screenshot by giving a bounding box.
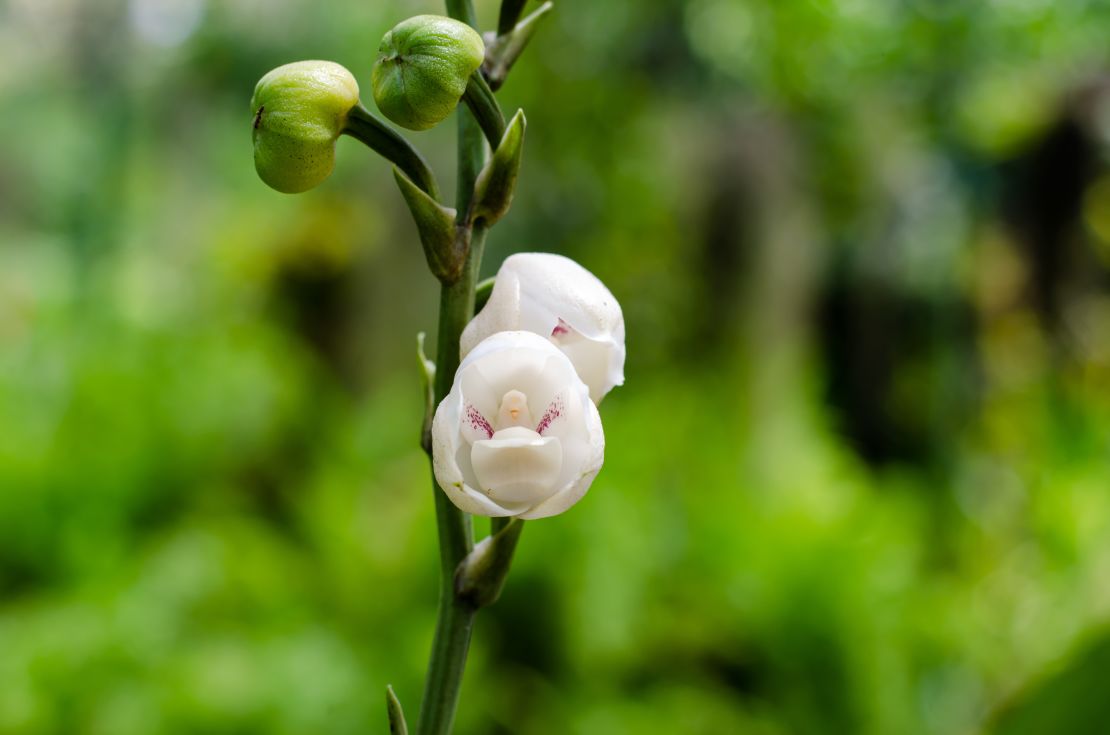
[251,60,359,194]
[371,15,485,131]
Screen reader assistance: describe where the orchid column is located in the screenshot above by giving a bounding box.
[247,3,623,733]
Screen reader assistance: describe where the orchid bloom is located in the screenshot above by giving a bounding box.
[432,330,605,519]
[461,253,625,403]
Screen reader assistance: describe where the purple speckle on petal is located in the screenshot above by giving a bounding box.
[466,404,494,438]
[535,395,564,435]
[551,319,571,338]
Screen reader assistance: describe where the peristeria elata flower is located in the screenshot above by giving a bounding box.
[461,253,625,403]
[432,331,604,519]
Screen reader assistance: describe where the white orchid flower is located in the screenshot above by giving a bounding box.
[432,330,605,519]
[461,253,625,403]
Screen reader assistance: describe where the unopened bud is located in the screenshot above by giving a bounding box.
[250,60,359,193]
[371,15,485,131]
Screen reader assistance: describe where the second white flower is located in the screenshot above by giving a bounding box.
[461,253,626,403]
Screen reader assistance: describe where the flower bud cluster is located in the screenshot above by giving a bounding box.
[250,15,484,193]
[432,254,625,519]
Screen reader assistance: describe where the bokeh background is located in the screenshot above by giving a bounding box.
[4,0,1110,732]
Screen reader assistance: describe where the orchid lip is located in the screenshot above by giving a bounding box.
[471,427,563,504]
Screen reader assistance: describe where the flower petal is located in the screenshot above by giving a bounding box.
[471,428,562,505]
[461,253,625,401]
[554,332,624,405]
[460,269,522,355]
[517,397,604,519]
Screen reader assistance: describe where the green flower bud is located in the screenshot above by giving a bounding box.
[371,15,485,131]
[250,60,359,194]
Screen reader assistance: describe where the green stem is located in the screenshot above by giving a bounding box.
[415,586,475,735]
[498,0,529,36]
[344,104,440,200]
[430,228,486,564]
[416,6,487,729]
[462,73,507,150]
[446,0,478,27]
[416,225,487,735]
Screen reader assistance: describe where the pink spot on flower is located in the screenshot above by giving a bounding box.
[466,404,493,438]
[551,319,571,338]
[535,395,564,435]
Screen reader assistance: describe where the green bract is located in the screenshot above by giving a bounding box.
[371,15,485,131]
[250,60,360,194]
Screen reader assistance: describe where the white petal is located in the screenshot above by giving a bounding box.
[517,397,604,520]
[555,332,625,404]
[530,384,591,494]
[449,483,522,517]
[502,253,621,342]
[431,395,518,517]
[461,253,626,402]
[471,427,562,505]
[462,334,577,419]
[460,270,522,356]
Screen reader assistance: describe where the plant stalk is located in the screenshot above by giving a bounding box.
[416,225,486,735]
[344,105,440,200]
[462,73,507,150]
[415,4,488,734]
[498,0,529,36]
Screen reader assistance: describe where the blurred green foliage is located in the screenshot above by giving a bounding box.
[3,0,1110,733]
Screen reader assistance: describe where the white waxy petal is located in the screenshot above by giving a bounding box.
[461,253,626,402]
[471,426,563,505]
[554,333,619,406]
[517,395,604,520]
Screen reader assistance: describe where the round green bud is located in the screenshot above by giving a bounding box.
[371,15,485,131]
[250,60,360,194]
